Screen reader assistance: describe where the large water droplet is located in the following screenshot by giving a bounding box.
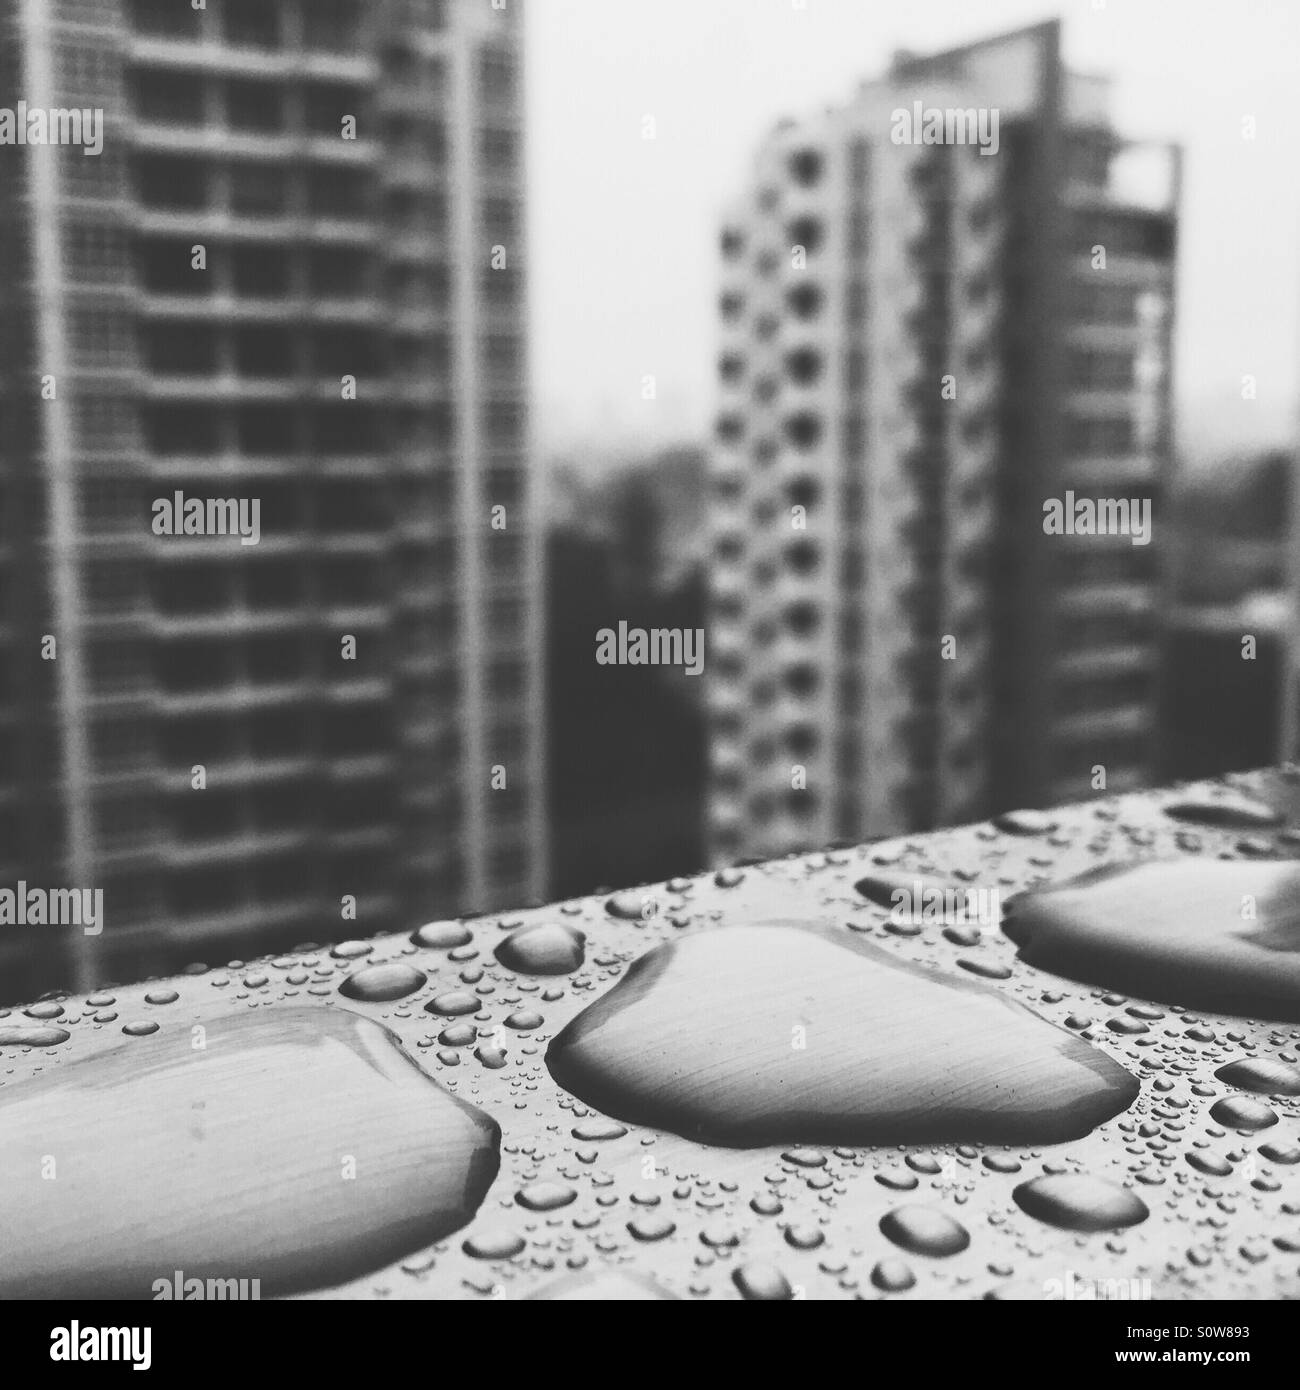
[0,1008,498,1297]
[547,923,1136,1147]
[1003,860,1300,1020]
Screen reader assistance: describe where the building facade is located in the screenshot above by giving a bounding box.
[0,0,545,997]
[707,20,1179,863]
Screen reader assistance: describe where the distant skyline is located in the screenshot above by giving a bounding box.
[527,0,1300,466]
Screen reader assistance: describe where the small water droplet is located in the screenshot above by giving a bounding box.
[338,963,427,1003]
[1012,1175,1149,1232]
[411,921,473,950]
[495,923,585,976]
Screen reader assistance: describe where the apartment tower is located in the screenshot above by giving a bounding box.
[707,20,1178,864]
[0,0,545,998]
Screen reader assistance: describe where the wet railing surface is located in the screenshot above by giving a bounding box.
[4,767,1300,1300]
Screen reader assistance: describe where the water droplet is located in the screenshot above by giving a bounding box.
[1259,1142,1300,1165]
[1209,1096,1278,1131]
[983,1153,1022,1173]
[122,1021,159,1037]
[0,1009,499,1296]
[0,1026,69,1048]
[1187,1151,1233,1177]
[871,1258,916,1292]
[732,1263,792,1300]
[495,922,585,976]
[784,1224,824,1250]
[958,958,1012,981]
[516,1182,576,1212]
[993,809,1057,835]
[1003,860,1300,1020]
[547,923,1137,1147]
[462,1230,525,1260]
[144,990,179,1006]
[338,963,427,1003]
[627,1213,676,1241]
[24,1001,64,1019]
[571,1119,627,1142]
[505,1010,543,1031]
[879,1206,970,1257]
[1215,1057,1300,1095]
[1012,1175,1149,1232]
[438,1023,476,1047]
[1164,796,1282,829]
[425,991,482,1017]
[330,940,374,960]
[606,891,650,921]
[411,921,473,950]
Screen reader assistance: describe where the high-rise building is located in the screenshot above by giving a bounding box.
[706,20,1179,864]
[0,0,545,999]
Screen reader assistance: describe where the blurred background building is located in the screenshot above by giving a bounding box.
[0,0,544,1000]
[1158,449,1292,780]
[546,447,706,898]
[706,20,1180,863]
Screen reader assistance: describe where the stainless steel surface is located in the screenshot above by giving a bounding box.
[4,766,1300,1300]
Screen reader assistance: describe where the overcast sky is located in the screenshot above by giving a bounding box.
[526,0,1300,467]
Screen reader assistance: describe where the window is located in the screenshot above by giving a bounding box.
[785,347,821,385]
[136,156,206,210]
[303,0,362,53]
[223,0,280,49]
[131,70,205,125]
[227,79,284,133]
[784,412,822,449]
[788,148,823,186]
[230,163,288,216]
[479,46,517,101]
